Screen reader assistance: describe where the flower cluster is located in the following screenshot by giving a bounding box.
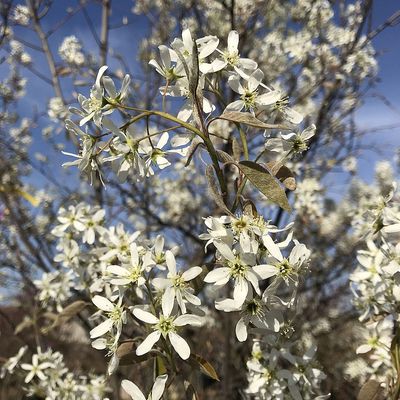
[350,184,400,384]
[1,347,110,399]
[246,339,329,399]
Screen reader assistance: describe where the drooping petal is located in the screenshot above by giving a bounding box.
[121,379,146,400]
[233,278,248,307]
[136,331,161,355]
[168,332,190,360]
[151,374,168,400]
[90,319,113,338]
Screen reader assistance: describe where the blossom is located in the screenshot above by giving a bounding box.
[152,250,202,313]
[215,291,282,342]
[149,45,184,81]
[204,30,258,76]
[132,306,202,360]
[122,374,168,400]
[90,295,127,339]
[225,69,280,114]
[204,241,274,307]
[106,243,151,287]
[21,354,53,383]
[77,66,109,126]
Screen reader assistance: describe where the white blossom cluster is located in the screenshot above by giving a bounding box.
[1,346,110,399]
[350,176,400,383]
[246,340,329,400]
[63,29,314,186]
[58,35,85,66]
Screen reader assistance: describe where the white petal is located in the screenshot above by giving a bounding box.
[236,317,248,342]
[121,379,146,400]
[165,250,177,275]
[233,278,248,307]
[262,235,283,261]
[182,266,202,281]
[107,265,129,277]
[214,241,235,261]
[253,264,278,279]
[136,331,161,355]
[356,344,372,354]
[256,91,281,106]
[162,286,175,317]
[92,295,114,312]
[168,332,190,360]
[228,30,239,53]
[225,100,244,112]
[151,374,168,400]
[132,308,159,324]
[174,314,203,327]
[204,267,230,283]
[90,319,113,338]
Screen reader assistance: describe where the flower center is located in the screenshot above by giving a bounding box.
[244,298,263,316]
[157,316,175,334]
[173,274,186,289]
[224,51,240,66]
[292,136,308,153]
[241,90,258,110]
[108,306,123,322]
[128,266,142,283]
[277,259,293,278]
[228,257,248,278]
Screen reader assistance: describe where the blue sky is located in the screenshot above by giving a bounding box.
[6,1,400,191]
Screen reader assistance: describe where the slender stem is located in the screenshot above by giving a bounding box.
[115,105,227,196]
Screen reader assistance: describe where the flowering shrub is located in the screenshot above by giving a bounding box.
[0,1,399,399]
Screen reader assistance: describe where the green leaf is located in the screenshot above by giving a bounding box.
[391,329,400,374]
[238,161,291,212]
[189,353,220,381]
[216,111,292,130]
[357,379,385,400]
[155,355,167,375]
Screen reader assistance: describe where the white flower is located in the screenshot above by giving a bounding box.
[265,125,316,156]
[106,243,150,287]
[132,306,202,360]
[149,45,184,81]
[258,237,310,285]
[21,354,53,383]
[141,132,185,176]
[90,295,127,339]
[77,66,109,127]
[152,250,202,313]
[1,346,27,378]
[204,241,272,307]
[204,30,258,76]
[122,374,168,400]
[170,29,219,71]
[216,292,282,342]
[225,69,280,114]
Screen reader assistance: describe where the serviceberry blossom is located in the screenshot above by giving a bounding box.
[132,307,202,360]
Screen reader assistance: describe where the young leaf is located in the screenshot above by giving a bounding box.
[357,379,385,400]
[189,353,220,381]
[238,161,291,212]
[266,161,296,190]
